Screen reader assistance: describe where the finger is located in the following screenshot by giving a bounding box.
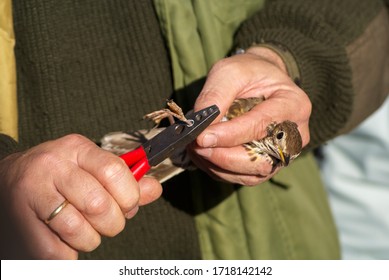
[194,53,286,116]
[195,97,282,148]
[32,222,78,259]
[11,200,78,259]
[116,178,163,220]
[192,144,273,176]
[195,110,270,148]
[138,177,163,206]
[75,141,140,215]
[50,134,140,214]
[189,151,275,186]
[33,192,101,252]
[194,58,242,121]
[52,162,126,236]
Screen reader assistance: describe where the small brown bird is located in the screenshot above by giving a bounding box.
[101,98,302,182]
[225,97,302,167]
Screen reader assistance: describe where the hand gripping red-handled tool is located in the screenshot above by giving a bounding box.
[119,105,220,181]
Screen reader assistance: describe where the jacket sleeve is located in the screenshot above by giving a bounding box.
[234,0,389,148]
[0,134,19,160]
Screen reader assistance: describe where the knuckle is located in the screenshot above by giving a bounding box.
[32,151,58,166]
[253,163,272,177]
[210,57,231,72]
[306,101,312,116]
[60,213,86,239]
[104,217,126,237]
[62,133,88,144]
[59,134,93,149]
[39,244,57,259]
[211,57,243,77]
[83,191,112,216]
[19,151,59,181]
[212,149,230,166]
[298,92,312,118]
[101,157,127,184]
[121,194,139,213]
[302,102,312,120]
[253,115,272,140]
[253,120,265,140]
[40,246,64,260]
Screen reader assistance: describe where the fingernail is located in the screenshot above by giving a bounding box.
[125,206,139,219]
[195,148,213,158]
[202,133,217,147]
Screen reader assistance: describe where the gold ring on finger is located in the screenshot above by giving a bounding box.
[45,200,69,224]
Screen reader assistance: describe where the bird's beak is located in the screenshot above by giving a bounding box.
[277,148,290,166]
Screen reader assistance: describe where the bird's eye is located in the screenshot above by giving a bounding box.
[276,131,284,140]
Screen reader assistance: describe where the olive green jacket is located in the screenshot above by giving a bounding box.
[153,0,339,260]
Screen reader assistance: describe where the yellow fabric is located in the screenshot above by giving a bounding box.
[0,0,18,140]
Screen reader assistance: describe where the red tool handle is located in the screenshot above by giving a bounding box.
[119,146,151,181]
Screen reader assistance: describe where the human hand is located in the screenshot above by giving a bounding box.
[191,46,311,185]
[0,134,162,259]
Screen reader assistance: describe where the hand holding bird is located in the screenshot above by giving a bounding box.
[192,45,311,185]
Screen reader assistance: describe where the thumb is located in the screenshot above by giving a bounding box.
[195,92,299,148]
[194,59,253,147]
[195,102,272,148]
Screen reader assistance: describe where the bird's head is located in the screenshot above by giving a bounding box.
[271,121,302,167]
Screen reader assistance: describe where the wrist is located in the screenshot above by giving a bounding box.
[241,43,301,86]
[245,45,288,73]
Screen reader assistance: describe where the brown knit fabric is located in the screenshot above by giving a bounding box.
[13,0,170,146]
[234,0,385,149]
[12,0,201,259]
